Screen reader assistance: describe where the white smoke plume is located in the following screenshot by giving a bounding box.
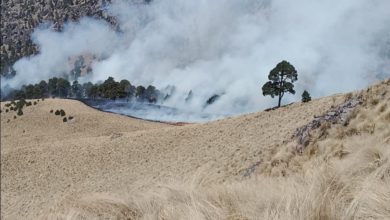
[3,0,390,119]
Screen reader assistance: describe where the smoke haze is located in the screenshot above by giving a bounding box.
[3,0,390,119]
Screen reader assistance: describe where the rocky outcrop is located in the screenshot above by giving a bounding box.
[293,95,362,153]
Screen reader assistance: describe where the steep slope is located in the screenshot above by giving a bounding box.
[1,80,389,219]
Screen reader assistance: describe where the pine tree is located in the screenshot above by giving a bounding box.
[302,90,312,103]
[262,60,298,107]
[136,86,146,100]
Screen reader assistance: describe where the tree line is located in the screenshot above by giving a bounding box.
[2,76,161,103]
[2,61,312,108]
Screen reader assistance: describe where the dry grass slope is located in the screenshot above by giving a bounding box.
[1,80,389,219]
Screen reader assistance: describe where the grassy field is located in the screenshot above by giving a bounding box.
[1,80,389,219]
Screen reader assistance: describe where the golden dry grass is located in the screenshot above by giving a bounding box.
[1,80,389,219]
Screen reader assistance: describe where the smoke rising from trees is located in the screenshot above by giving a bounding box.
[2,0,390,117]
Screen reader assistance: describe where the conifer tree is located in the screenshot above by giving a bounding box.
[262,60,298,107]
[302,90,311,103]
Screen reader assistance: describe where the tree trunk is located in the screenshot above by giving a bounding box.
[278,94,282,107]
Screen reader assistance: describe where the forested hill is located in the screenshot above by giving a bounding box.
[0,0,118,76]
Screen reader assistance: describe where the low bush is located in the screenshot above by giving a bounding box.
[68,116,74,120]
[10,107,14,111]
[50,109,54,113]
[63,117,67,122]
[302,90,312,103]
[16,99,26,109]
[55,110,60,115]
[13,116,17,119]
[6,109,9,113]
[60,109,66,117]
[33,101,37,105]
[17,109,23,116]
[5,103,11,107]
[26,102,32,106]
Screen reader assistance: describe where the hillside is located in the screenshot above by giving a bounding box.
[0,0,117,75]
[1,80,389,219]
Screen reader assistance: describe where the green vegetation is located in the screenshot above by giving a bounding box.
[302,90,312,103]
[2,76,161,103]
[50,109,53,113]
[60,109,66,117]
[17,108,23,116]
[262,60,298,108]
[2,98,35,119]
[63,117,67,122]
[55,110,60,115]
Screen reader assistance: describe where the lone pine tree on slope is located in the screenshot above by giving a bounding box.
[302,90,312,102]
[262,60,298,108]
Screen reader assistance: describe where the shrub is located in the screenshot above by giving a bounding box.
[0,110,2,113]
[302,90,312,103]
[14,116,17,119]
[63,117,67,122]
[16,99,26,109]
[50,109,53,113]
[5,103,11,107]
[42,98,45,101]
[33,101,37,105]
[60,109,66,116]
[6,109,9,113]
[17,109,23,116]
[7,119,10,123]
[10,106,14,111]
[26,102,32,106]
[68,116,74,120]
[55,110,60,115]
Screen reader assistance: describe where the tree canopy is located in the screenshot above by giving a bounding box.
[302,90,311,103]
[2,76,161,103]
[262,60,298,107]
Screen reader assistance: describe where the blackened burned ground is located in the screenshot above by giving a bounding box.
[81,99,227,123]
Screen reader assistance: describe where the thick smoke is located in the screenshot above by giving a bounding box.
[3,0,390,120]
